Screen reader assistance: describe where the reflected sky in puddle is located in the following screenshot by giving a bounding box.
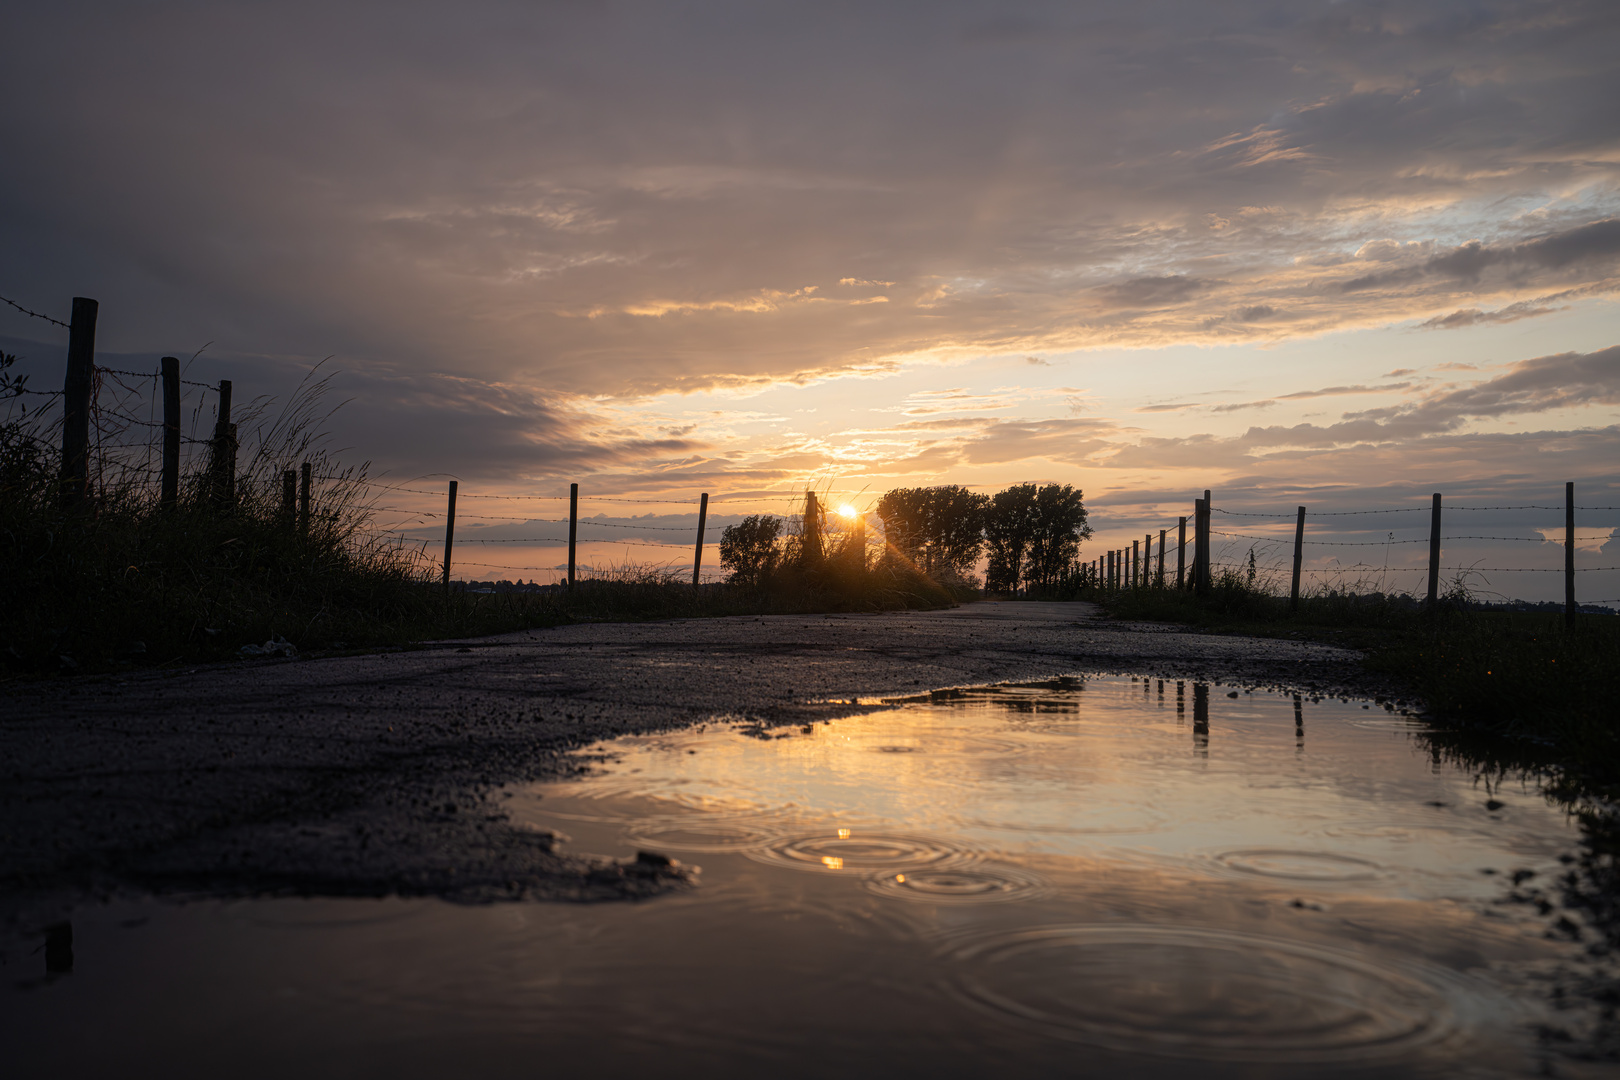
[4,676,1599,1078]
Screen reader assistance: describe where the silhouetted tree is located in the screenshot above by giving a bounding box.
[1025,483,1092,590]
[719,514,782,586]
[984,482,1091,593]
[876,485,988,575]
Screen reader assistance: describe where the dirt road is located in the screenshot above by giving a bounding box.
[1,601,1391,954]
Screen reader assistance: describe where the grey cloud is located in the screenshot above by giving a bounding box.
[1343,219,1620,292]
[0,0,1617,412]
[1097,275,1210,309]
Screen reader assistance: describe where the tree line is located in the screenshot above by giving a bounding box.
[718,482,1092,594]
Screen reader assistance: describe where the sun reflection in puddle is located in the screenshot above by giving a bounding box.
[496,674,1583,1069]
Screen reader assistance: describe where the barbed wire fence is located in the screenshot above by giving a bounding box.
[1086,489,1617,620]
[8,294,1615,607]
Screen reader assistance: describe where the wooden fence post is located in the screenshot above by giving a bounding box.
[1158,529,1166,586]
[693,491,709,588]
[802,491,823,564]
[299,462,311,535]
[1132,539,1140,589]
[282,469,296,525]
[1107,550,1114,590]
[442,480,458,590]
[568,482,578,590]
[1566,481,1576,626]
[59,297,98,507]
[1291,506,1305,612]
[211,379,235,508]
[1194,492,1211,597]
[1177,516,1186,589]
[160,357,180,510]
[1426,492,1442,608]
[1144,533,1151,586]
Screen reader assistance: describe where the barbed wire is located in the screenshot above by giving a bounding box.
[453,537,693,552]
[1214,504,1615,518]
[1212,528,1614,546]
[94,367,157,379]
[0,294,70,329]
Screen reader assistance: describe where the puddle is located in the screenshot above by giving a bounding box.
[3,676,1593,1077]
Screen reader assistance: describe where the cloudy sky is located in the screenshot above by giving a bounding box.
[3,0,1617,595]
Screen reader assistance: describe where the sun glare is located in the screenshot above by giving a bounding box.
[838,504,858,519]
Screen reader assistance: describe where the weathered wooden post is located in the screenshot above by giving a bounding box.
[299,462,312,535]
[59,297,98,507]
[1132,539,1140,589]
[1177,516,1187,589]
[442,480,458,591]
[568,482,579,590]
[1158,529,1166,587]
[802,491,823,564]
[160,356,180,510]
[692,491,709,588]
[1195,492,1211,597]
[282,469,297,525]
[1144,533,1151,586]
[1291,506,1306,612]
[1426,492,1442,608]
[1107,550,1114,590]
[1566,481,1576,626]
[211,379,236,509]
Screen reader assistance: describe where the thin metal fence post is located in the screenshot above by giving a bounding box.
[1291,506,1305,612]
[442,480,458,590]
[1177,516,1186,589]
[160,356,180,510]
[693,491,709,588]
[568,483,578,590]
[1566,481,1576,626]
[1426,493,1442,608]
[59,297,98,506]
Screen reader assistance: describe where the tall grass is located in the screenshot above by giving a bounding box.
[0,369,959,675]
[1,368,442,671]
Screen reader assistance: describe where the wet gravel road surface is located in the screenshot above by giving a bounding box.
[1,601,1390,956]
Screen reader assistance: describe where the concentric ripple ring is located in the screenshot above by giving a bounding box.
[749,831,965,873]
[943,925,1475,1063]
[865,864,1047,905]
[1213,848,1385,882]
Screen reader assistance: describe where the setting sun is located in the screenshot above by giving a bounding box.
[838,504,858,519]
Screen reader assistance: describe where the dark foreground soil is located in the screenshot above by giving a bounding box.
[1,600,1392,959]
